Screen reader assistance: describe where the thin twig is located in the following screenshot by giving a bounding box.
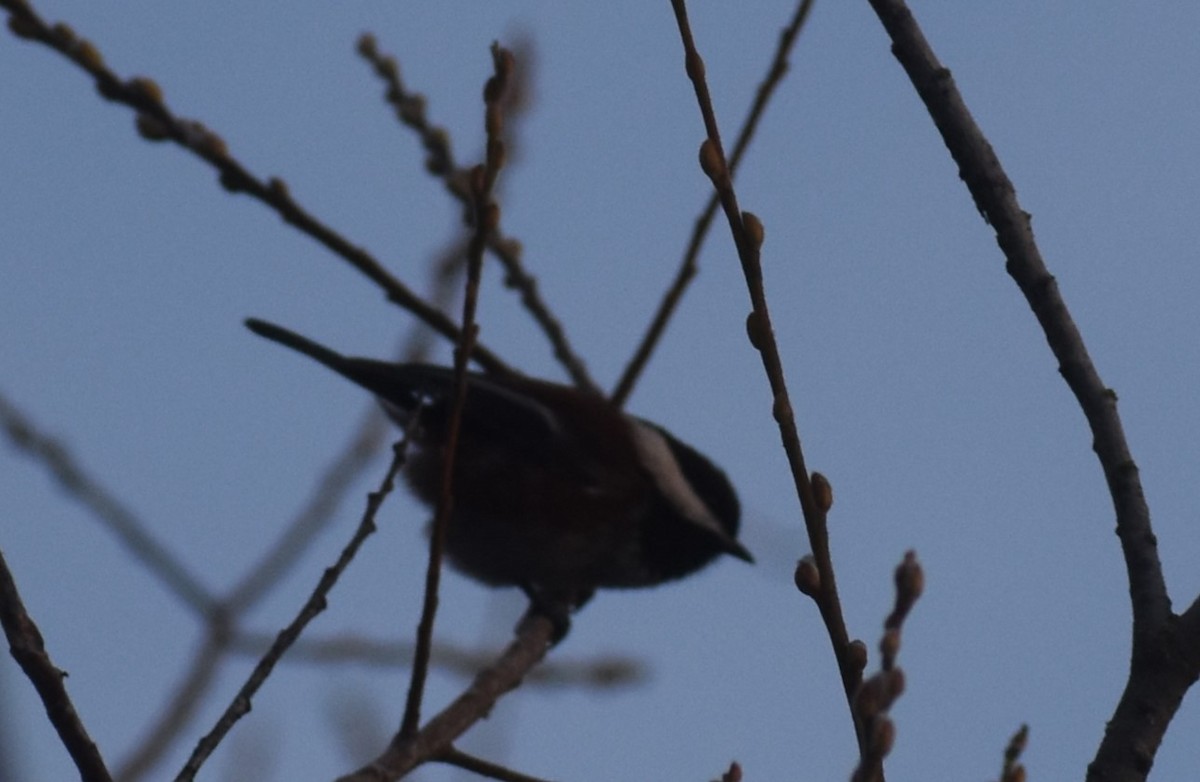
[117,194,466,782]
[227,630,643,687]
[996,724,1029,782]
[612,0,817,407]
[0,550,114,782]
[225,409,388,611]
[356,34,458,180]
[174,440,410,781]
[849,552,923,782]
[0,0,513,377]
[667,0,867,757]
[400,42,513,741]
[357,34,597,393]
[0,392,216,617]
[437,747,555,782]
[0,383,383,782]
[114,634,225,782]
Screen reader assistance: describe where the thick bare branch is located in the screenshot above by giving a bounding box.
[863,2,1197,779]
[338,611,557,782]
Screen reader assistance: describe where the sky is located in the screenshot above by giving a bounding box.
[2,2,1199,780]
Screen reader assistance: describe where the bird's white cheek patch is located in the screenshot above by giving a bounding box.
[627,420,725,537]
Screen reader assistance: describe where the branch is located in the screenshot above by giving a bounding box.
[849,552,923,782]
[337,610,557,782]
[175,440,410,781]
[436,747,554,782]
[0,391,216,617]
[357,34,598,394]
[612,0,816,407]
[227,630,644,688]
[1,0,514,378]
[399,42,513,742]
[0,550,113,782]
[225,409,388,612]
[864,0,1167,631]
[994,724,1029,782]
[862,2,1199,779]
[114,635,224,782]
[667,0,868,759]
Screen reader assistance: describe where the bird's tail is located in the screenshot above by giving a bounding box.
[245,318,350,375]
[245,318,437,423]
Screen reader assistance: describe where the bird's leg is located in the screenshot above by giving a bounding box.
[519,584,594,645]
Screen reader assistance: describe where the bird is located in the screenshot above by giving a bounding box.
[245,318,751,619]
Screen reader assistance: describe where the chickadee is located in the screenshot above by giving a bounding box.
[245,319,751,609]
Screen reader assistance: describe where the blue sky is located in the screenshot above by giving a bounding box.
[2,2,1199,780]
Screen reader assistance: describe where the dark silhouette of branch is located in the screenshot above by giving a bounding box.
[0,392,216,617]
[0,550,114,782]
[716,762,743,782]
[0,276,461,781]
[865,0,1169,633]
[436,747,554,782]
[400,42,514,742]
[338,610,557,782]
[356,33,459,181]
[850,552,923,782]
[995,724,1029,782]
[667,0,868,762]
[114,635,225,782]
[612,0,817,407]
[227,630,644,688]
[175,440,411,781]
[0,0,513,378]
[358,34,598,395]
[863,2,1199,780]
[225,410,389,612]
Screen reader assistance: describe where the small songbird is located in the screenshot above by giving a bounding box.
[246,318,751,612]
